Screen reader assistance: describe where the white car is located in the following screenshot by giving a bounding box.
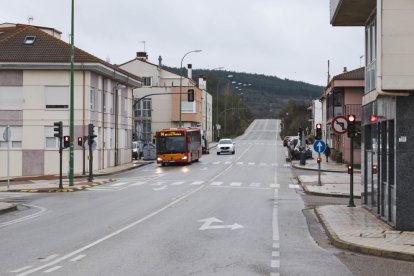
[217,139,235,155]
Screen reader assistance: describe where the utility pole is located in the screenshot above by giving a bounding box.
[68,0,75,186]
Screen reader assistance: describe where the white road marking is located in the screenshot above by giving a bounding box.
[70,255,86,262]
[289,184,301,189]
[153,185,168,191]
[224,161,232,165]
[190,181,204,186]
[171,181,185,186]
[271,260,280,268]
[269,184,280,188]
[150,182,166,186]
[283,164,291,167]
[200,167,208,171]
[259,162,267,166]
[0,205,48,228]
[250,182,261,187]
[236,162,243,165]
[43,266,62,273]
[248,162,255,165]
[210,181,223,186]
[272,251,280,257]
[213,161,220,165]
[110,182,128,187]
[229,182,242,187]
[130,181,146,186]
[10,266,33,273]
[273,242,279,249]
[16,185,205,276]
[198,217,244,231]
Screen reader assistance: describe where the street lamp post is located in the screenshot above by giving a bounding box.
[179,50,202,127]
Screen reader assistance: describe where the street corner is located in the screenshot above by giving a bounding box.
[0,202,17,215]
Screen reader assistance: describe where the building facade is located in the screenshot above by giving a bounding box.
[0,23,141,178]
[119,53,212,143]
[331,0,414,230]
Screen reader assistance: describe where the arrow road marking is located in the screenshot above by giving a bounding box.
[198,217,244,231]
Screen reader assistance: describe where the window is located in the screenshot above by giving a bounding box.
[182,101,196,113]
[23,35,36,45]
[143,77,152,87]
[45,86,69,108]
[0,87,23,110]
[90,89,95,110]
[365,16,377,92]
[135,99,152,117]
[0,126,22,148]
[44,126,68,149]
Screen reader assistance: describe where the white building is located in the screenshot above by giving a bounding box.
[119,53,213,143]
[0,23,141,178]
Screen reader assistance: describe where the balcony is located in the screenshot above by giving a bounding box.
[327,104,362,120]
[330,0,375,26]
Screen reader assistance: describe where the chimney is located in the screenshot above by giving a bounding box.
[198,75,207,90]
[343,67,347,73]
[187,64,192,79]
[158,55,162,67]
[136,52,148,61]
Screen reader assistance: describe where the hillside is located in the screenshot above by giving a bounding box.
[164,66,324,119]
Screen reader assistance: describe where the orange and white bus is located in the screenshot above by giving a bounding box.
[156,127,202,166]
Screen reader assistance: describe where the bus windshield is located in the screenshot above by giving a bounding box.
[158,136,186,154]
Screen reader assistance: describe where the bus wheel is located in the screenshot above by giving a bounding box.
[161,163,166,166]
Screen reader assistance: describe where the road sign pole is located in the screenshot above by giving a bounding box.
[348,136,355,207]
[318,153,321,185]
[6,126,10,189]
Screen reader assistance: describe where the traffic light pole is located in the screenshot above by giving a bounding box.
[58,135,63,190]
[348,135,355,207]
[88,139,93,182]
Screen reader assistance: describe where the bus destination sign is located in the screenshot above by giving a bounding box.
[160,131,184,137]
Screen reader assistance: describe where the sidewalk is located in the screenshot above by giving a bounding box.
[287,147,414,261]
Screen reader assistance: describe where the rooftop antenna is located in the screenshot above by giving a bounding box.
[28,16,34,25]
[139,41,146,52]
[360,55,364,67]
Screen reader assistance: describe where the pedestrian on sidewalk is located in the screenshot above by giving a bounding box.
[325,144,331,162]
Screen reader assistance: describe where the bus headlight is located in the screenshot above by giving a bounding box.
[182,156,188,160]
[157,157,162,161]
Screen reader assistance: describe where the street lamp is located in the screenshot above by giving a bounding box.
[179,49,202,127]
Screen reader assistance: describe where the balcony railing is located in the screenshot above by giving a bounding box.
[327,104,362,120]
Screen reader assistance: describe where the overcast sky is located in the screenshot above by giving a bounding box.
[1,0,364,86]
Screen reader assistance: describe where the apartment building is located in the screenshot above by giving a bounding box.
[119,53,212,143]
[0,23,141,178]
[330,0,414,230]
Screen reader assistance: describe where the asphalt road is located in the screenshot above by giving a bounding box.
[1,119,412,275]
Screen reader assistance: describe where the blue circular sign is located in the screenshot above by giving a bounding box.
[313,140,326,153]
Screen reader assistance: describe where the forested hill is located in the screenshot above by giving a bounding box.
[164,66,324,119]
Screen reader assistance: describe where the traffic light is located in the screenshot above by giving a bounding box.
[88,123,97,145]
[347,114,356,138]
[187,89,194,102]
[317,156,322,164]
[53,121,62,138]
[315,123,322,140]
[348,165,353,174]
[63,135,70,148]
[77,137,83,147]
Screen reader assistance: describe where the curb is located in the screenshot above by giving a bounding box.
[0,204,17,215]
[314,207,414,262]
[296,177,362,199]
[291,163,349,173]
[5,179,114,193]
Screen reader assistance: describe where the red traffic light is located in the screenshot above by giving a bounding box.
[77,137,83,146]
[348,165,353,174]
[316,123,322,129]
[348,115,356,123]
[317,156,322,163]
[63,135,70,148]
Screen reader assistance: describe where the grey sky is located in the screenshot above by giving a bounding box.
[1,0,364,86]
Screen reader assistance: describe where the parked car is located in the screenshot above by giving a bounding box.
[217,138,235,155]
[132,141,143,160]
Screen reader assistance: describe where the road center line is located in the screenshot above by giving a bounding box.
[16,185,205,276]
[0,205,48,228]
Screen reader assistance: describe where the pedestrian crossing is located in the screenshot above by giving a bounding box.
[197,161,281,167]
[85,180,302,192]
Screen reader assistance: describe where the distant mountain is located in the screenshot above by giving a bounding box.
[164,66,323,119]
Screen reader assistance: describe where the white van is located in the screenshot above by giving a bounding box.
[132,141,143,159]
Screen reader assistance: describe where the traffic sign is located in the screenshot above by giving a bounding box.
[332,116,348,135]
[313,140,326,153]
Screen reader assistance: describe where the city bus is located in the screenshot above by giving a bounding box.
[156,127,202,166]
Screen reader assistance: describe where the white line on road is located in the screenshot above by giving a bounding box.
[10,266,33,273]
[43,266,62,273]
[16,185,205,276]
[190,181,204,186]
[0,205,48,228]
[70,255,86,262]
[269,184,280,188]
[229,182,242,187]
[171,181,185,186]
[153,185,168,191]
[110,182,128,187]
[289,184,301,189]
[210,181,223,186]
[271,260,280,268]
[130,181,146,186]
